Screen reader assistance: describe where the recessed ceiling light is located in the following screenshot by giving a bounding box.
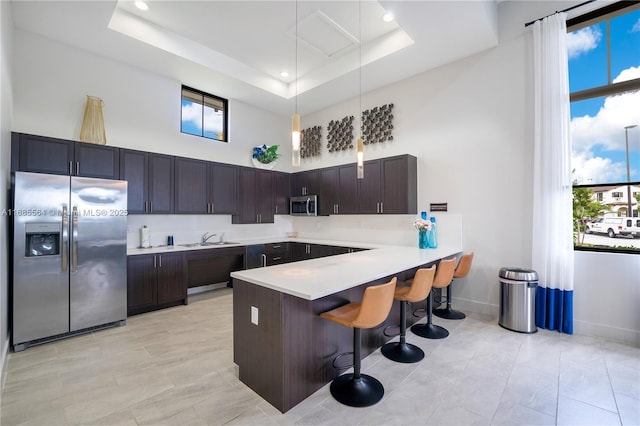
[134,1,149,11]
[280,71,289,78]
[382,12,394,22]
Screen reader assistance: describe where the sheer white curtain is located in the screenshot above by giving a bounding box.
[532,12,574,334]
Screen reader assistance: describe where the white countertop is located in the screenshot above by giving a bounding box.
[126,237,381,256]
[230,243,462,300]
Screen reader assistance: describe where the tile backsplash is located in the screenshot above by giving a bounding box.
[127,213,463,249]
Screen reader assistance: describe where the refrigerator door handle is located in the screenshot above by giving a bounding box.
[62,205,69,272]
[71,206,79,273]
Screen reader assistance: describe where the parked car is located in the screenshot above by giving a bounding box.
[586,216,636,238]
[620,218,640,238]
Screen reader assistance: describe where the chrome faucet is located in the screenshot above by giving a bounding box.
[219,232,225,243]
[201,232,217,244]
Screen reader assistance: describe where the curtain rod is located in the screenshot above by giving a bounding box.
[524,0,595,27]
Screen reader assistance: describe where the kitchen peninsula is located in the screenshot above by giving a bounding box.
[230,243,462,412]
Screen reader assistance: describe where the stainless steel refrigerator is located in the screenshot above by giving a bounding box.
[12,171,128,351]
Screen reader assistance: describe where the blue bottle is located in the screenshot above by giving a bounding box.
[421,211,427,220]
[428,217,438,248]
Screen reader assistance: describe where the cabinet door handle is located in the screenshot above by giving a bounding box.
[275,205,278,215]
[76,162,80,176]
[336,204,339,214]
[153,255,157,268]
[149,201,153,213]
[273,256,281,261]
[210,202,214,214]
[380,202,383,213]
[261,254,267,267]
[159,255,162,268]
[272,245,281,249]
[69,161,73,175]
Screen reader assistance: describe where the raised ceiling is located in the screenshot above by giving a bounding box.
[11,1,500,116]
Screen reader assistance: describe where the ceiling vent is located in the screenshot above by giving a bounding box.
[289,11,359,59]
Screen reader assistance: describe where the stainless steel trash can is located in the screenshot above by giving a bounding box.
[498,268,538,333]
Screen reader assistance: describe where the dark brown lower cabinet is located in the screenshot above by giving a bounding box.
[185,247,245,288]
[292,242,333,261]
[232,265,429,413]
[127,252,186,316]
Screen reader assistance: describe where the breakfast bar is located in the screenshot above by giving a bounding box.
[230,244,462,412]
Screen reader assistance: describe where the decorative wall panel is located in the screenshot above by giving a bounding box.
[301,126,322,158]
[361,103,394,144]
[327,116,354,152]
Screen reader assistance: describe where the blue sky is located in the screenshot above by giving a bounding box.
[181,101,224,140]
[568,8,640,184]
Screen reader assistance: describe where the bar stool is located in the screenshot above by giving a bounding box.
[411,257,456,339]
[434,252,474,320]
[381,266,436,363]
[320,278,397,407]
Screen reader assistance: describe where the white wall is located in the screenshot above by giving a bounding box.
[12,30,292,172]
[297,1,639,345]
[0,0,13,384]
[8,2,639,348]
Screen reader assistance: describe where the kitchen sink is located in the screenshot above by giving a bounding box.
[200,241,239,246]
[179,241,239,247]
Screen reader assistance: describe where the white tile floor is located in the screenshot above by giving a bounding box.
[1,288,639,425]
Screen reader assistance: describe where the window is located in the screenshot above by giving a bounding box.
[569,2,640,253]
[181,86,228,142]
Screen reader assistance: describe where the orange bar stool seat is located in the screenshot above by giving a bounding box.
[381,266,436,363]
[434,252,474,320]
[320,278,397,407]
[411,257,456,339]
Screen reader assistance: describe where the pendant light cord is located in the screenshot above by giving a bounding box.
[359,0,362,137]
[295,0,298,115]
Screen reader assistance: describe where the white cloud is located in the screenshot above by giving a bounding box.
[571,68,640,183]
[632,18,640,33]
[566,26,601,59]
[182,103,203,131]
[613,66,640,83]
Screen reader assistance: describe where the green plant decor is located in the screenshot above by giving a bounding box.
[252,145,280,164]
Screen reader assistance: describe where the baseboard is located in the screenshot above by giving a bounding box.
[451,297,500,318]
[574,319,640,347]
[453,297,640,347]
[1,332,10,391]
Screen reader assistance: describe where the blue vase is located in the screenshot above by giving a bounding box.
[428,218,438,248]
[418,229,428,249]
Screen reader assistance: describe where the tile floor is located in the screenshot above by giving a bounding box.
[1,288,638,426]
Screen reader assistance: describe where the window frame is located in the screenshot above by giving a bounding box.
[569,2,640,254]
[180,85,229,142]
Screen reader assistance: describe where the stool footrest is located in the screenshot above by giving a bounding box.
[331,351,354,371]
[383,324,400,338]
[412,308,427,318]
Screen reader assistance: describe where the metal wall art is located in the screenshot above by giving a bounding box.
[327,116,354,152]
[300,126,322,158]
[361,103,394,144]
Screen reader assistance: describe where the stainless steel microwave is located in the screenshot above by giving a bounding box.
[290,195,318,216]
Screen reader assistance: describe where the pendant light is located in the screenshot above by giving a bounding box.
[292,0,301,167]
[356,0,364,179]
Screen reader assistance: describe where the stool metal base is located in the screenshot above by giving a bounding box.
[381,342,425,363]
[329,373,384,407]
[411,322,449,339]
[433,306,466,320]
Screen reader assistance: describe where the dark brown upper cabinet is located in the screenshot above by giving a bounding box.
[320,164,358,215]
[358,155,417,214]
[12,132,119,179]
[272,171,290,215]
[232,167,274,224]
[174,158,239,215]
[291,169,320,196]
[120,149,174,214]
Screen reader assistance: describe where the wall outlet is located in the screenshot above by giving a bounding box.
[251,306,259,325]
